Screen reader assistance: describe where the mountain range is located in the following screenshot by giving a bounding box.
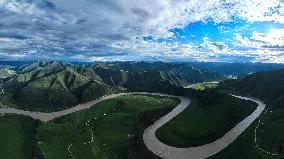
[0,60,284,158]
[219,69,284,154]
[1,61,221,111]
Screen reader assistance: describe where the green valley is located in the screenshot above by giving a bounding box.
[156,92,257,147]
[0,61,283,159]
[217,69,284,158]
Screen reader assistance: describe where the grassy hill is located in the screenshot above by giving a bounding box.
[0,95,178,159]
[219,69,284,109]
[36,95,178,159]
[0,115,41,159]
[187,62,284,77]
[1,84,276,159]
[90,61,223,91]
[156,91,257,147]
[218,69,284,157]
[1,61,114,111]
[0,68,15,78]
[0,61,222,111]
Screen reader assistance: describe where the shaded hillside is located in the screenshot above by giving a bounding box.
[219,69,284,155]
[187,62,284,77]
[3,61,113,111]
[219,69,284,110]
[1,61,222,111]
[0,115,41,159]
[156,91,257,147]
[90,61,223,90]
[0,68,15,78]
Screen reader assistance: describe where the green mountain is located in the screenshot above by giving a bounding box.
[0,64,17,78]
[187,62,284,77]
[219,69,284,155]
[219,69,284,110]
[2,61,282,159]
[3,61,113,111]
[0,68,15,79]
[90,61,223,90]
[1,61,222,111]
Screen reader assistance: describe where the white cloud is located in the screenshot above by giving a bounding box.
[0,0,283,62]
[200,37,229,53]
[232,30,284,63]
[234,33,263,49]
[251,29,284,47]
[0,0,45,15]
[0,52,27,60]
[234,29,284,49]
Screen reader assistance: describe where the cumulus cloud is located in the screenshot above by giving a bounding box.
[234,29,284,50]
[251,29,284,47]
[233,33,263,49]
[200,37,229,53]
[233,29,284,63]
[0,0,283,62]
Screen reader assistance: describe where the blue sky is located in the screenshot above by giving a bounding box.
[0,0,283,62]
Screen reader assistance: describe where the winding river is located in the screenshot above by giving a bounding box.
[0,92,265,159]
[143,95,266,159]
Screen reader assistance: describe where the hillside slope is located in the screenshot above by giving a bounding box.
[219,69,284,109]
[1,61,222,111]
[2,62,113,111]
[219,69,284,156]
[90,62,223,90]
[187,62,284,77]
